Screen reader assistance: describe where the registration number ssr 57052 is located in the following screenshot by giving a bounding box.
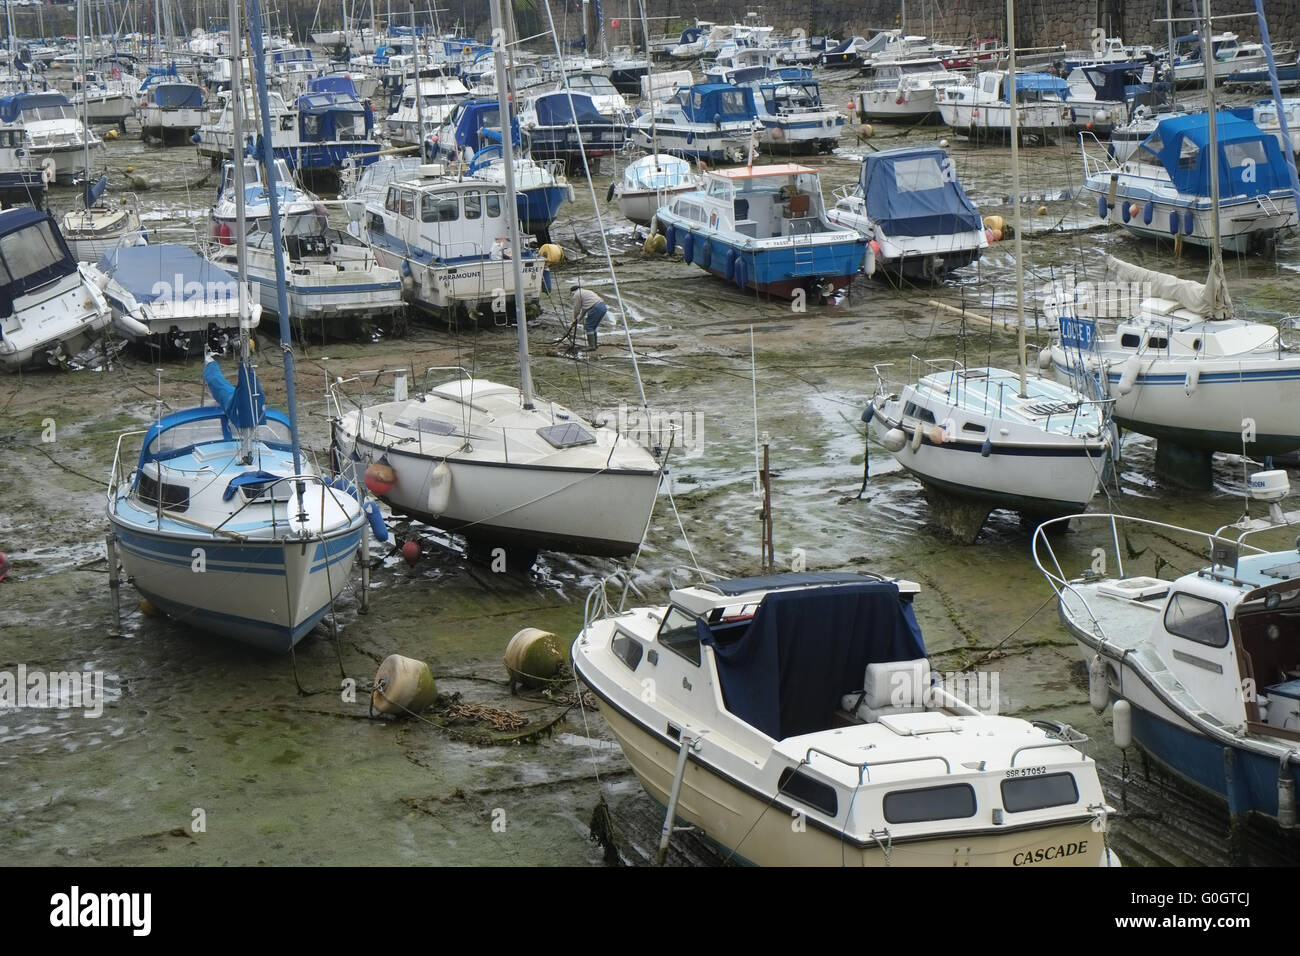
[1004,766,1046,779]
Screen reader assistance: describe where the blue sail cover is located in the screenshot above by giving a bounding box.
[862,146,983,237]
[698,581,927,741]
[99,245,235,304]
[1003,73,1069,102]
[204,360,267,430]
[677,84,758,123]
[1142,111,1290,198]
[533,91,606,127]
[83,173,108,209]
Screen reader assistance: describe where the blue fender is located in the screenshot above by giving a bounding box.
[697,237,712,269]
[682,231,695,264]
[1169,211,1179,235]
[1142,201,1154,225]
[363,500,389,542]
[1097,195,1107,219]
[725,248,737,281]
[664,224,676,254]
[1183,209,1194,235]
[734,255,748,290]
[1121,201,1131,223]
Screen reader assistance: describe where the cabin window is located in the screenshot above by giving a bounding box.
[611,631,643,671]
[902,401,936,424]
[1224,141,1267,175]
[1001,772,1079,812]
[883,783,977,824]
[961,422,986,434]
[0,219,64,282]
[398,190,415,219]
[1165,593,1229,648]
[485,193,502,218]
[135,472,190,512]
[778,768,838,816]
[1148,336,1167,350]
[303,114,320,137]
[422,193,459,223]
[1120,333,1140,348]
[463,190,481,220]
[1177,137,1199,170]
[656,604,702,666]
[893,156,946,193]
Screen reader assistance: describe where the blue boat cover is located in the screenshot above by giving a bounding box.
[0,91,71,122]
[222,469,282,500]
[861,146,983,237]
[98,245,235,304]
[448,100,520,150]
[1074,62,1152,102]
[152,83,204,109]
[676,84,758,123]
[698,580,926,740]
[83,173,108,209]
[0,207,75,309]
[308,74,358,97]
[1003,73,1069,102]
[532,91,607,127]
[204,359,267,431]
[1141,111,1290,198]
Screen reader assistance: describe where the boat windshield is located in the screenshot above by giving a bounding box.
[281,212,328,236]
[21,104,74,121]
[0,218,66,283]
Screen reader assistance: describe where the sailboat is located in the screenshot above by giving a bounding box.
[865,5,1113,540]
[106,0,368,651]
[330,0,662,564]
[61,0,142,263]
[1047,1,1300,482]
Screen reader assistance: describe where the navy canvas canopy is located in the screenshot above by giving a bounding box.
[309,74,358,97]
[698,580,926,741]
[677,84,758,123]
[861,146,983,237]
[153,83,204,109]
[1141,111,1290,198]
[0,91,70,122]
[1077,62,1152,101]
[0,207,75,308]
[298,91,364,115]
[533,91,606,127]
[450,100,520,150]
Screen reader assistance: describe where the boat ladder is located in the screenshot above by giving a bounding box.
[1255,193,1284,218]
[792,227,816,276]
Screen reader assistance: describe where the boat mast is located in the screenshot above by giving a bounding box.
[248,0,307,488]
[637,0,658,158]
[229,0,254,462]
[1006,0,1027,396]
[77,0,88,197]
[1200,0,1231,318]
[410,1,421,153]
[490,0,533,409]
[1253,0,1300,211]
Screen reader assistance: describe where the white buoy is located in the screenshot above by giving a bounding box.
[1116,355,1140,395]
[881,427,907,452]
[504,628,565,690]
[371,654,438,717]
[426,462,452,515]
[1112,698,1132,749]
[1037,347,1053,371]
[1184,364,1200,395]
[909,424,924,452]
[1088,655,1110,713]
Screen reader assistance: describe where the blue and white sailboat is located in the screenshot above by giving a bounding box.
[106,0,370,651]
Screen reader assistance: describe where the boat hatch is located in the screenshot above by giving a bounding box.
[1023,400,1075,416]
[537,422,596,448]
[1097,576,1170,600]
[878,712,958,736]
[402,417,458,436]
[1262,561,1300,580]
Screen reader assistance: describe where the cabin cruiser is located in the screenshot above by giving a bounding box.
[517,90,624,169]
[574,570,1117,865]
[0,207,111,371]
[938,71,1073,143]
[136,74,207,144]
[196,87,298,165]
[351,162,545,319]
[741,68,844,153]
[1033,498,1300,827]
[0,118,46,208]
[1080,111,1296,255]
[266,46,317,101]
[829,146,986,281]
[855,58,963,124]
[1162,32,1267,86]
[560,71,633,126]
[655,163,868,301]
[293,78,379,179]
[70,69,139,128]
[0,90,102,183]
[384,75,469,148]
[1062,62,1159,134]
[630,83,761,162]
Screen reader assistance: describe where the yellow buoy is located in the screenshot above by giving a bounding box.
[138,597,161,617]
[125,165,134,173]
[105,129,119,141]
[982,215,1005,233]
[643,232,667,255]
[504,628,564,690]
[1036,205,1048,216]
[860,123,874,138]
[371,654,438,717]
[538,242,563,265]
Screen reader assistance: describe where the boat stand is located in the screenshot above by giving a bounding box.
[105,532,122,637]
[1154,440,1213,490]
[658,731,704,864]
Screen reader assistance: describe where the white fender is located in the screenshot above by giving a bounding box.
[862,242,876,276]
[1116,354,1140,395]
[881,427,907,452]
[113,310,152,338]
[426,462,452,516]
[1112,699,1132,749]
[1037,347,1053,371]
[1088,655,1109,713]
[909,423,924,452]
[1184,363,1200,395]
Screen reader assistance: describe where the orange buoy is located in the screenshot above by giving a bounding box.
[400,540,420,566]
[364,462,396,495]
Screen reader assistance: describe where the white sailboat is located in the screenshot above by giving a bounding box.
[865,2,1112,539]
[105,0,369,651]
[330,0,662,564]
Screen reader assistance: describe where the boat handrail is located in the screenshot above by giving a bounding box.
[801,746,952,784]
[1009,722,1091,766]
[107,428,150,510]
[209,470,354,539]
[327,364,473,417]
[1078,129,1119,178]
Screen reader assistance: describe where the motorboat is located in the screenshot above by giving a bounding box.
[613,153,699,227]
[937,71,1073,144]
[0,90,102,183]
[517,90,624,168]
[384,75,469,148]
[855,58,963,124]
[655,163,869,302]
[573,570,1117,866]
[1079,111,1296,255]
[629,83,761,162]
[828,146,987,281]
[0,207,112,371]
[136,73,207,144]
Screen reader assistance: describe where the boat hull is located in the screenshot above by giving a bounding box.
[580,669,1105,866]
[109,518,363,653]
